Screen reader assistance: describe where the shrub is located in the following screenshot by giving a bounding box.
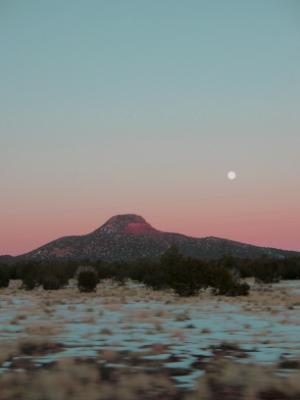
[77,266,98,292]
[212,267,249,296]
[280,257,300,279]
[167,258,208,296]
[253,259,281,284]
[10,249,300,295]
[95,263,114,281]
[22,275,38,290]
[0,268,9,288]
[17,261,40,290]
[235,282,250,296]
[42,275,63,290]
[218,281,250,296]
[159,246,196,296]
[142,263,169,290]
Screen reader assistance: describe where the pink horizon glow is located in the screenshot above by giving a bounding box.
[1,208,299,256]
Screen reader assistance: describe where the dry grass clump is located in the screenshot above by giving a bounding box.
[0,359,178,400]
[201,328,211,334]
[99,349,121,363]
[175,311,190,322]
[1,340,300,400]
[190,359,300,400]
[0,339,64,369]
[1,356,300,399]
[17,339,64,356]
[9,314,27,325]
[24,323,62,336]
[8,280,22,290]
[0,343,15,364]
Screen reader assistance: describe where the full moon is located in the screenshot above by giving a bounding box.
[227,171,237,181]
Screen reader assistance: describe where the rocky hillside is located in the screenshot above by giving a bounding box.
[0,255,14,265]
[15,214,299,262]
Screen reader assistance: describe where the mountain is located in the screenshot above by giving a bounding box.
[15,214,299,262]
[0,255,14,265]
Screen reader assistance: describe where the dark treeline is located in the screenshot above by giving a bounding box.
[1,246,300,296]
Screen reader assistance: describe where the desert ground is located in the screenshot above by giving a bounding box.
[1,279,300,399]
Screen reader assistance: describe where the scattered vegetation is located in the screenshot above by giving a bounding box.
[42,275,63,290]
[1,354,300,400]
[77,266,99,292]
[1,249,300,296]
[0,267,10,288]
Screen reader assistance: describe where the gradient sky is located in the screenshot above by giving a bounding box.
[1,0,300,255]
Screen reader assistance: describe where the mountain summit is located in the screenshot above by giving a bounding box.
[93,214,156,236]
[19,214,298,262]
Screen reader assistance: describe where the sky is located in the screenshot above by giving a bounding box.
[1,0,300,255]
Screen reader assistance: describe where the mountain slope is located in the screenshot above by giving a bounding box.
[0,255,14,265]
[17,214,299,262]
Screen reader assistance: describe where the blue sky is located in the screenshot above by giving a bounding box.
[1,1,300,254]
